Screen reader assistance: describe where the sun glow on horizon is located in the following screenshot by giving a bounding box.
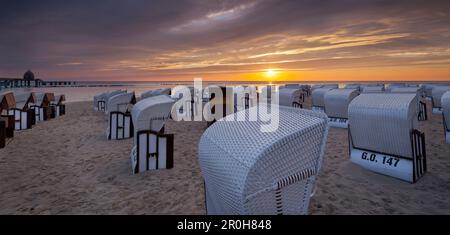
[265,69,279,78]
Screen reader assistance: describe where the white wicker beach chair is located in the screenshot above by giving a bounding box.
[30,92,54,122]
[441,91,450,144]
[130,95,176,174]
[312,88,333,112]
[7,92,36,130]
[51,94,66,117]
[348,93,426,183]
[278,88,304,108]
[0,92,16,148]
[106,92,136,140]
[198,105,329,215]
[431,86,450,114]
[324,89,359,128]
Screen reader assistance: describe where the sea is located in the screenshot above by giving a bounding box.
[0,80,431,103]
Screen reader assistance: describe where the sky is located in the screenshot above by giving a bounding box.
[1,0,450,82]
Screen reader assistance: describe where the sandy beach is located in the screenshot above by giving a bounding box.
[1,98,449,215]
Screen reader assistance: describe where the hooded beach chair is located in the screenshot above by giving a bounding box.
[198,105,329,215]
[391,87,427,121]
[31,92,53,122]
[130,95,176,174]
[324,88,359,128]
[442,91,450,143]
[0,92,16,148]
[51,94,66,117]
[140,88,171,100]
[8,92,36,130]
[106,92,136,140]
[278,88,304,108]
[312,88,333,112]
[93,92,108,111]
[94,90,126,112]
[348,93,426,183]
[431,86,450,114]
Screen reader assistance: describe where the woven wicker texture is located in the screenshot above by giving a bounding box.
[432,86,450,108]
[349,93,418,158]
[312,88,333,107]
[198,105,329,214]
[442,91,450,128]
[324,88,359,119]
[279,88,303,107]
[107,92,135,113]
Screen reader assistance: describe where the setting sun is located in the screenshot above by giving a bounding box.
[265,69,278,78]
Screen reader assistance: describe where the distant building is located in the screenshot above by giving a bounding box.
[23,70,35,81]
[1,70,75,89]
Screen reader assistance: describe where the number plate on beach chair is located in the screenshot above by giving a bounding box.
[350,149,414,182]
[328,117,348,128]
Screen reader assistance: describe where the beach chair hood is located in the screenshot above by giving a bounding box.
[312,88,333,107]
[0,92,16,114]
[34,92,52,107]
[131,95,175,134]
[349,93,418,158]
[107,92,136,113]
[324,88,359,119]
[198,105,329,214]
[278,88,303,107]
[14,92,36,110]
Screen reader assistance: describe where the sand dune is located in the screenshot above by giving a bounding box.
[0,98,449,214]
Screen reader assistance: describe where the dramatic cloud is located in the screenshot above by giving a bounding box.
[1,0,450,81]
